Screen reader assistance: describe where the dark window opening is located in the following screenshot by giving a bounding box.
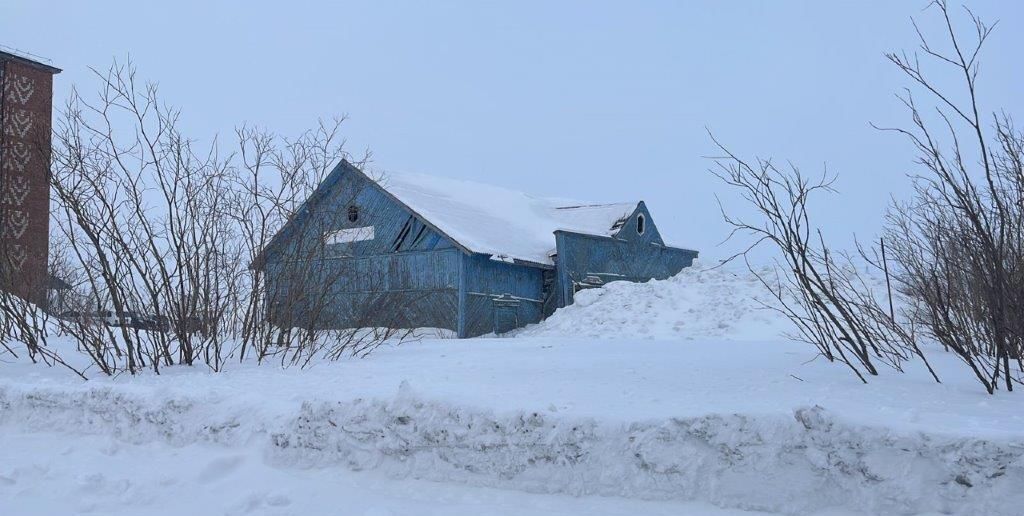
[347,205,359,223]
[409,224,428,247]
[392,216,415,251]
[636,214,646,235]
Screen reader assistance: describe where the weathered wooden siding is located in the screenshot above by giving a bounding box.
[458,254,545,337]
[262,161,698,337]
[264,164,461,331]
[553,227,697,308]
[612,202,666,247]
[265,168,455,264]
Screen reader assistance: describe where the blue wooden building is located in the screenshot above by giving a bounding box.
[254,160,697,337]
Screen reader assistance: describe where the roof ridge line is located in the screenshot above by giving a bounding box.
[554,202,637,210]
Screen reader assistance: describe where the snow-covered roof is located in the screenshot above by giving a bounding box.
[372,171,638,266]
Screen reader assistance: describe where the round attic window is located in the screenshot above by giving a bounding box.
[636,214,646,235]
[347,205,359,222]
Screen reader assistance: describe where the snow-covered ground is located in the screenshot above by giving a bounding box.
[2,265,1022,515]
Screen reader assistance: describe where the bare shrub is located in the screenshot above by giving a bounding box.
[0,282,81,376]
[229,119,373,363]
[712,1,1020,394]
[45,60,412,376]
[709,139,936,383]
[238,159,416,366]
[879,1,1023,393]
[49,59,241,374]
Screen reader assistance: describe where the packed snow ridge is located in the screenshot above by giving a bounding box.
[2,381,1022,516]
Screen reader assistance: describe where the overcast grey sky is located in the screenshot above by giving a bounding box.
[4,1,1022,261]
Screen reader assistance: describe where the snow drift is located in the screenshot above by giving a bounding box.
[2,381,1023,516]
[519,264,797,340]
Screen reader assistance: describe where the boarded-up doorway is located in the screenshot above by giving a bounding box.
[492,295,520,334]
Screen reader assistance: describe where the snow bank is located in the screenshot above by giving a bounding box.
[520,264,797,340]
[2,382,1022,515]
[2,430,757,516]
[279,395,1024,515]
[520,263,899,341]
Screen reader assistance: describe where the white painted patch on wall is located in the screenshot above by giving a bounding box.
[325,226,375,244]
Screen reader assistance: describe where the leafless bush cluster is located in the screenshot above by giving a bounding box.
[229,127,413,367]
[1,60,412,376]
[880,1,1023,393]
[710,145,936,383]
[50,63,241,374]
[714,1,1021,393]
[0,275,79,377]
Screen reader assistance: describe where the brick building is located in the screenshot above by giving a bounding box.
[0,50,60,306]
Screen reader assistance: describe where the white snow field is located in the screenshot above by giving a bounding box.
[2,266,1022,515]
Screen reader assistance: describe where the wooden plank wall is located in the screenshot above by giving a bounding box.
[554,230,697,309]
[459,254,545,337]
[265,170,462,331]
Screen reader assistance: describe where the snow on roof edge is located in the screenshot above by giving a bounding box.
[258,161,697,269]
[367,169,643,265]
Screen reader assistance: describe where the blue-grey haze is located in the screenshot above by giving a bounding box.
[3,0,1021,261]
